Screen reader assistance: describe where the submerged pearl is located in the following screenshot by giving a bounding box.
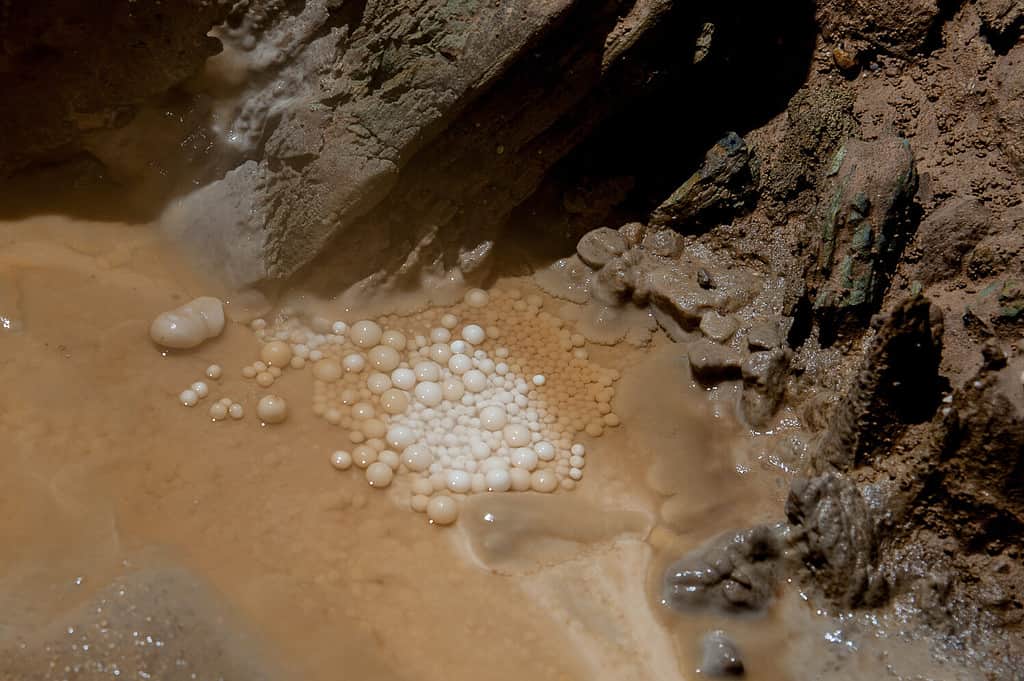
[150,296,225,349]
[427,496,458,525]
[256,395,287,424]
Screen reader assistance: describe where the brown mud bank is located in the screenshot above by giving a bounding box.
[2,0,1024,679]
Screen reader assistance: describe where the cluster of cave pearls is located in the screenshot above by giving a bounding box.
[2,0,1024,676]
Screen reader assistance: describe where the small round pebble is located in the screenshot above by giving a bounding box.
[229,403,244,419]
[179,389,199,407]
[205,364,222,380]
[366,462,394,488]
[191,381,209,398]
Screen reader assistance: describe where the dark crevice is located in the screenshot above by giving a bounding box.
[979,14,1024,55]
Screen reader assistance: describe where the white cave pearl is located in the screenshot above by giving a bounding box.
[448,353,472,375]
[260,341,292,367]
[366,372,392,394]
[479,405,508,431]
[534,441,555,461]
[205,364,222,379]
[427,496,458,525]
[209,402,228,421]
[229,403,244,419]
[464,288,489,308]
[446,470,472,494]
[430,327,451,344]
[342,353,366,373]
[485,468,511,492]
[428,343,452,364]
[509,468,531,491]
[381,329,406,350]
[449,340,468,354]
[369,345,401,372]
[387,425,416,451]
[440,313,459,329]
[190,381,209,398]
[442,377,465,401]
[504,424,531,447]
[391,367,417,391]
[414,361,441,382]
[414,381,443,407]
[366,462,394,488]
[150,296,225,349]
[510,447,538,471]
[350,320,382,348]
[402,444,434,472]
[462,370,487,393]
[330,450,353,470]
[461,324,486,345]
[179,389,199,407]
[380,389,410,415]
[256,395,288,424]
[530,469,558,493]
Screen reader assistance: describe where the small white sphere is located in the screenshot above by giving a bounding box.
[535,442,555,461]
[569,467,583,481]
[402,443,434,472]
[205,364,222,380]
[448,354,473,375]
[350,320,382,348]
[190,381,209,398]
[260,341,293,367]
[366,462,394,488]
[509,468,532,492]
[366,372,392,395]
[479,405,508,431]
[465,288,489,308]
[427,496,458,525]
[461,324,486,345]
[570,455,585,468]
[414,361,441,382]
[386,425,416,451]
[428,343,452,364]
[381,329,407,350]
[179,389,199,407]
[378,450,400,470]
[209,402,228,421]
[353,445,377,468]
[442,377,465,401]
[504,424,531,447]
[368,345,401,372]
[380,389,410,415]
[342,353,366,373]
[414,381,443,407]
[441,313,459,329]
[330,450,353,470]
[313,358,343,382]
[485,468,511,492]
[391,368,417,391]
[430,327,452,344]
[229,403,244,419]
[571,443,586,456]
[463,370,487,393]
[510,447,538,471]
[532,374,546,386]
[411,494,430,513]
[446,470,472,494]
[449,340,468,354]
[531,469,558,493]
[256,394,288,424]
[352,402,375,419]
[331,321,348,335]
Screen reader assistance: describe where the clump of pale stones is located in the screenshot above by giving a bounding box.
[157,285,622,527]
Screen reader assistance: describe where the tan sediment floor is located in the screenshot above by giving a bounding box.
[0,215,857,681]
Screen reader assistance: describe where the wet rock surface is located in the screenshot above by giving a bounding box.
[662,524,785,615]
[699,630,745,678]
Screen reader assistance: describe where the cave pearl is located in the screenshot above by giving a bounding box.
[150,296,225,349]
[366,462,394,488]
[350,320,382,348]
[461,324,486,345]
[257,394,288,424]
[479,405,508,431]
[260,341,292,367]
[427,496,458,525]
